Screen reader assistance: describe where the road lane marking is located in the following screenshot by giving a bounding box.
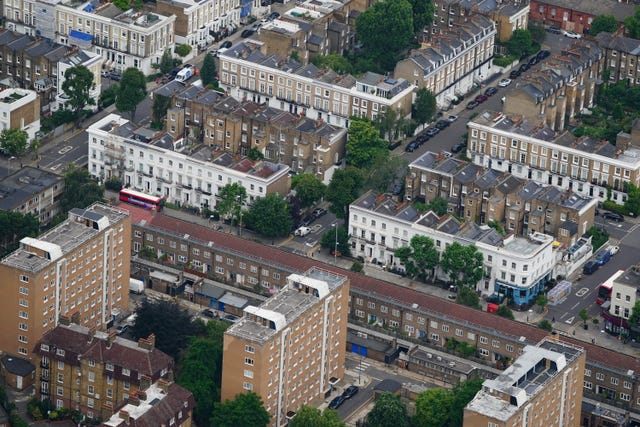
[565,316,575,324]
[58,146,73,154]
[576,287,589,297]
[571,302,580,310]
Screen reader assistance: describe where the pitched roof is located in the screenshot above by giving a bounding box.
[1,354,35,377]
[121,204,640,377]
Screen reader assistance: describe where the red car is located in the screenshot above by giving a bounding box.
[475,95,488,103]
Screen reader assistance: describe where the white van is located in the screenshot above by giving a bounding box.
[129,278,145,294]
[295,226,311,237]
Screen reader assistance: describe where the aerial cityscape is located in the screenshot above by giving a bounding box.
[1,0,640,425]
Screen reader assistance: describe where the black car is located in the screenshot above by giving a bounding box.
[583,260,599,275]
[299,215,316,227]
[466,100,479,109]
[405,141,418,152]
[528,56,539,66]
[342,385,359,399]
[416,133,430,144]
[328,395,346,409]
[425,127,440,136]
[451,144,463,153]
[484,86,497,96]
[220,40,233,49]
[546,26,561,34]
[509,69,521,79]
[267,11,280,20]
[241,29,254,38]
[602,212,624,222]
[313,207,327,218]
[202,309,215,318]
[537,50,551,60]
[519,63,530,73]
[435,120,450,129]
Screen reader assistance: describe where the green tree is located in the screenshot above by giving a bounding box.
[216,183,247,224]
[590,15,618,36]
[366,392,410,427]
[311,54,353,74]
[413,388,454,427]
[346,117,387,169]
[151,93,171,130]
[175,43,192,57]
[292,174,326,208]
[130,299,203,359]
[626,6,640,39]
[496,305,515,320]
[61,65,95,117]
[528,20,546,45]
[457,286,480,309]
[60,165,104,213]
[288,405,346,427]
[579,308,589,326]
[506,29,533,58]
[448,379,483,427]
[0,211,39,257]
[412,88,437,125]
[538,319,553,332]
[159,49,174,75]
[408,0,434,35]
[320,224,351,256]
[29,138,41,160]
[100,83,119,108]
[115,67,147,122]
[245,194,293,238]
[628,301,640,325]
[178,321,228,426]
[487,220,505,235]
[440,242,484,288]
[356,0,414,68]
[210,392,271,427]
[365,155,408,193]
[624,183,640,216]
[325,167,363,219]
[427,196,448,216]
[247,147,264,161]
[0,128,28,156]
[201,52,218,87]
[393,235,439,280]
[535,294,548,313]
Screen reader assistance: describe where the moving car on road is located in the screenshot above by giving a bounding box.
[602,212,624,222]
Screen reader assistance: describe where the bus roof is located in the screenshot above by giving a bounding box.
[599,269,625,289]
[120,188,163,202]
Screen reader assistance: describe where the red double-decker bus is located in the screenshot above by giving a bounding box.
[596,270,624,305]
[119,188,164,211]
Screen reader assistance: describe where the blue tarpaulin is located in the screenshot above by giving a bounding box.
[70,30,93,41]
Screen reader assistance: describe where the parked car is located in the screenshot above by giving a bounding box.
[342,386,359,399]
[484,87,497,96]
[116,324,129,335]
[241,29,254,38]
[416,134,430,143]
[220,40,233,49]
[486,294,505,304]
[602,212,624,222]
[451,144,463,153]
[101,70,110,77]
[267,11,280,20]
[109,72,121,81]
[528,56,539,66]
[583,260,599,275]
[498,78,512,87]
[435,120,450,129]
[609,245,620,255]
[466,100,479,109]
[202,309,216,318]
[425,127,440,136]
[221,314,240,323]
[509,69,521,79]
[328,395,346,409]
[295,226,311,237]
[447,115,459,122]
[313,207,327,218]
[405,141,419,152]
[546,26,561,34]
[299,215,315,227]
[595,249,612,265]
[563,30,581,39]
[519,63,530,73]
[537,50,551,60]
[475,94,488,103]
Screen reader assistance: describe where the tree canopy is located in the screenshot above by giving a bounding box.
[0,128,28,156]
[506,29,535,58]
[292,174,326,208]
[151,93,171,130]
[366,392,410,427]
[394,235,439,280]
[356,0,414,68]
[408,0,434,35]
[178,321,228,426]
[413,88,437,125]
[216,183,247,223]
[210,392,271,427]
[159,49,174,75]
[629,301,640,325]
[244,193,293,238]
[130,299,203,360]
[413,388,454,427]
[440,242,484,288]
[201,53,218,87]
[116,67,147,122]
[60,165,104,213]
[626,6,640,39]
[311,54,353,75]
[288,406,345,427]
[624,183,640,216]
[0,211,39,257]
[346,117,387,169]
[61,65,95,116]
[365,155,408,193]
[590,15,618,36]
[320,224,351,256]
[325,167,363,219]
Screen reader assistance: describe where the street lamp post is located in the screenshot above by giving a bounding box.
[331,223,338,265]
[236,195,243,237]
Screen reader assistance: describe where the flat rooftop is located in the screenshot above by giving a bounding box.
[502,233,553,256]
[466,338,583,421]
[1,203,129,273]
[226,267,347,344]
[0,166,63,211]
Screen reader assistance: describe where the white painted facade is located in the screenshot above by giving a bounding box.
[0,88,41,142]
[55,50,103,112]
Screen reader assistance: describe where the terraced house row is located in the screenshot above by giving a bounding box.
[121,204,640,420]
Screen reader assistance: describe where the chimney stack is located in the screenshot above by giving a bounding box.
[137,333,156,350]
[106,330,117,349]
[158,378,170,393]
